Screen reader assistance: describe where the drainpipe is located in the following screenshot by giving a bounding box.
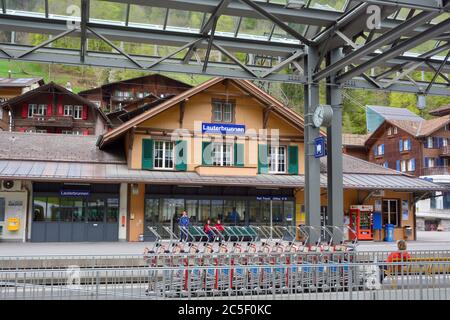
[22,181,32,243]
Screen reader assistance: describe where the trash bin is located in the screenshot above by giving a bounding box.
[384,224,394,242]
[403,226,412,239]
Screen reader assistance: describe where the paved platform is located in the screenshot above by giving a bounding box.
[0,231,449,257]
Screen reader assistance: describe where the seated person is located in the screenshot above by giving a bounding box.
[214,219,224,233]
[203,218,215,242]
[381,240,411,281]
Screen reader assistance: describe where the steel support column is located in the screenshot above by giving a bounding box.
[304,46,321,244]
[326,48,344,245]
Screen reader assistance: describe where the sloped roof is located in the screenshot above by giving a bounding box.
[0,82,96,109]
[365,115,450,148]
[0,77,44,88]
[97,77,307,148]
[342,134,369,147]
[0,160,443,191]
[78,74,192,95]
[367,105,423,121]
[0,132,125,164]
[417,116,450,136]
[429,103,450,117]
[322,154,402,175]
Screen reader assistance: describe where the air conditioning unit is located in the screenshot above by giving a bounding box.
[0,180,22,192]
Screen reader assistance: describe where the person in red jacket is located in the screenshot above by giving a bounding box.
[214,219,225,233]
[204,218,214,242]
[381,240,411,282]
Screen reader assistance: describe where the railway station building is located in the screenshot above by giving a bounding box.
[0,78,444,243]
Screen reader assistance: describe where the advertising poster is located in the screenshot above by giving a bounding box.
[402,200,409,220]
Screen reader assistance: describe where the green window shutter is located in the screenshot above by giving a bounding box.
[202,141,212,165]
[234,143,244,167]
[288,145,299,174]
[258,144,268,174]
[142,139,154,170]
[175,140,187,171]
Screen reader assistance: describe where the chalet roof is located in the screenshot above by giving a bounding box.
[429,104,450,117]
[0,82,96,109]
[97,77,308,148]
[365,115,450,147]
[342,134,369,147]
[118,95,176,123]
[78,74,192,95]
[0,77,44,88]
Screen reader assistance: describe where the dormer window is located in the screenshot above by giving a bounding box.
[212,99,234,123]
[387,127,392,136]
[393,127,397,134]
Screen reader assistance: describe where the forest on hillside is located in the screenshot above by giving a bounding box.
[1,0,449,134]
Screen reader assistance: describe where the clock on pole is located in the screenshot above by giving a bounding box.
[312,105,333,128]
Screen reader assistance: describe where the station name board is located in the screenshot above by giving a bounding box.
[202,123,245,135]
[60,190,90,197]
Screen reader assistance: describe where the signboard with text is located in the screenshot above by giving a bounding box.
[202,123,245,135]
[60,190,90,197]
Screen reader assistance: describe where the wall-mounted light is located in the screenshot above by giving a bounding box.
[131,183,139,195]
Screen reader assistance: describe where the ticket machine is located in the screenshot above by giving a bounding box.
[349,205,373,240]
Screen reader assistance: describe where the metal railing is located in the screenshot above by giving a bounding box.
[1,250,450,300]
[420,166,450,176]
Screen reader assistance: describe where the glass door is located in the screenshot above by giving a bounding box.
[160,198,184,238]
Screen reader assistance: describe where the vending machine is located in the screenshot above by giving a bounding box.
[349,205,373,240]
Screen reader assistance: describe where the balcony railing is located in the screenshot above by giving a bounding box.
[30,115,73,128]
[440,145,450,157]
[420,166,450,176]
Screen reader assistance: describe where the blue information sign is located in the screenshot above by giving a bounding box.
[60,190,90,197]
[202,123,245,135]
[256,196,288,201]
[314,136,326,158]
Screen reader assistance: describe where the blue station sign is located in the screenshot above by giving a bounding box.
[202,123,245,135]
[314,136,327,158]
[60,190,90,197]
[256,196,289,201]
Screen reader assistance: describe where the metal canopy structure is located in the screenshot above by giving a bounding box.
[0,0,448,95]
[0,0,449,243]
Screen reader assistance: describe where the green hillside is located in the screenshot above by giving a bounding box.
[1,0,449,134]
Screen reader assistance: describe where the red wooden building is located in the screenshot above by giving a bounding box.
[0,82,110,135]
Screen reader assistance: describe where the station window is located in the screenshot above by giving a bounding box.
[153,141,174,169]
[269,146,286,173]
[382,199,398,227]
[212,100,234,123]
[393,127,398,134]
[212,142,233,166]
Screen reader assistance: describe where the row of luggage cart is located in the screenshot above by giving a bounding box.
[143,225,360,297]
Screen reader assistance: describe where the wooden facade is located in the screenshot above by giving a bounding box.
[0,82,109,135]
[79,74,192,112]
[366,119,450,177]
